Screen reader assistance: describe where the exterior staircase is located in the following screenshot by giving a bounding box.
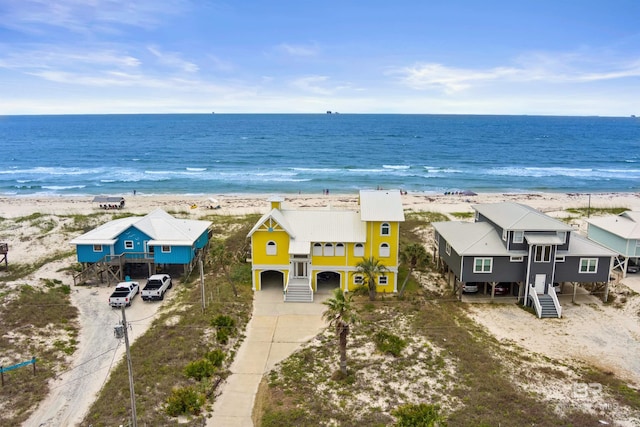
[284,279,313,302]
[537,294,560,318]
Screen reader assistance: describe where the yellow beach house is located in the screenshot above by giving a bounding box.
[247,190,405,302]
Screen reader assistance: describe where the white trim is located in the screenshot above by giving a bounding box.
[473,257,493,273]
[579,258,598,273]
[381,222,391,236]
[510,255,523,262]
[124,240,134,249]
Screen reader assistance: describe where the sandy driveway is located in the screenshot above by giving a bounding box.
[24,261,166,427]
[467,278,640,386]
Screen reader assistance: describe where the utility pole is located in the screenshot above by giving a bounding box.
[199,258,205,312]
[120,306,137,427]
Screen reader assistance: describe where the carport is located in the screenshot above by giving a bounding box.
[260,270,284,290]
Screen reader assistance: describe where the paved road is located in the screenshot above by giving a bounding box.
[208,286,331,427]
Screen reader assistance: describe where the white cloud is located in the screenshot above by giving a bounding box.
[276,43,319,57]
[147,46,199,73]
[2,0,188,34]
[394,52,640,93]
[290,75,333,95]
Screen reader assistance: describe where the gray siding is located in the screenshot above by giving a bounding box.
[555,256,611,283]
[461,256,526,283]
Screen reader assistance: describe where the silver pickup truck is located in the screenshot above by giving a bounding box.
[141,274,172,301]
[109,281,140,307]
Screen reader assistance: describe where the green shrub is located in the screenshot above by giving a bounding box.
[216,329,229,344]
[212,314,236,330]
[392,403,446,426]
[165,386,205,416]
[205,349,226,367]
[373,330,407,357]
[184,359,216,381]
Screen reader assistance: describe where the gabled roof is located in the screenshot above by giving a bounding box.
[248,207,366,243]
[70,209,211,247]
[587,211,640,239]
[432,221,512,256]
[473,202,573,232]
[563,233,617,257]
[359,190,405,222]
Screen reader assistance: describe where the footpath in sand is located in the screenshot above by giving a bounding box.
[208,287,331,427]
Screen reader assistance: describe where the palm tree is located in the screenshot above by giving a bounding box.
[356,256,387,301]
[398,243,429,297]
[322,288,358,376]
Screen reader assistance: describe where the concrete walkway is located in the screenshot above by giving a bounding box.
[208,286,331,427]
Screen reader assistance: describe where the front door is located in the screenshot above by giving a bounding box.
[534,274,546,294]
[293,261,308,278]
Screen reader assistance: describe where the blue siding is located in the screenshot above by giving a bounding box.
[195,231,209,249]
[76,244,111,263]
[588,224,631,255]
[154,245,194,264]
[116,227,152,260]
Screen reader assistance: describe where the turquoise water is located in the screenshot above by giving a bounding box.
[0,114,638,196]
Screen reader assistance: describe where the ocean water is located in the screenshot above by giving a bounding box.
[0,114,638,196]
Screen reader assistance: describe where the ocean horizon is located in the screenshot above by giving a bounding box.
[1,113,638,197]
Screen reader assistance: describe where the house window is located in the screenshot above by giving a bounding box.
[513,231,524,244]
[313,243,322,256]
[266,241,277,255]
[379,275,388,285]
[510,256,523,262]
[335,243,345,256]
[556,255,565,262]
[354,275,364,285]
[579,258,598,273]
[379,243,390,257]
[93,244,103,252]
[161,245,171,253]
[445,242,451,255]
[324,243,334,256]
[473,257,492,273]
[354,243,364,257]
[502,229,507,241]
[534,245,552,263]
[381,222,391,236]
[557,231,566,244]
[124,240,134,250]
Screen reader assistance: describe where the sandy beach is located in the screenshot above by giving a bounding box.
[2,190,640,425]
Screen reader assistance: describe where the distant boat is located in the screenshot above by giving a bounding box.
[326,111,332,114]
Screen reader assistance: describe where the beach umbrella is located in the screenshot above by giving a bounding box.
[208,197,219,204]
[461,190,477,196]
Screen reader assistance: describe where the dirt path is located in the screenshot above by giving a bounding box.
[467,281,640,387]
[24,265,164,426]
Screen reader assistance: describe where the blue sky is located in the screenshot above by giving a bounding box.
[1,0,639,115]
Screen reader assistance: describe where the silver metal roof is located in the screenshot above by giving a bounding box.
[563,233,617,256]
[524,233,565,245]
[473,202,573,232]
[359,189,405,222]
[587,211,640,239]
[70,209,211,246]
[432,221,511,255]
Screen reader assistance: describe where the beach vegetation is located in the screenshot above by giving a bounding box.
[398,242,429,297]
[565,207,627,216]
[355,256,388,301]
[0,250,76,283]
[450,211,473,219]
[322,288,358,376]
[0,280,79,426]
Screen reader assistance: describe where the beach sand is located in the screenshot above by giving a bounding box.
[2,191,640,425]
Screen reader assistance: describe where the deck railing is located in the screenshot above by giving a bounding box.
[528,284,542,318]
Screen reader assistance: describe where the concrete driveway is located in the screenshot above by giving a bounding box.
[208,286,332,427]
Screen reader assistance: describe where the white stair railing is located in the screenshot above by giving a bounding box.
[528,284,542,318]
[548,285,562,318]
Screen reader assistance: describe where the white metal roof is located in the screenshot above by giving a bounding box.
[70,209,211,246]
[587,211,640,239]
[563,233,617,257]
[524,233,565,245]
[359,189,405,222]
[472,202,573,232]
[289,240,311,255]
[432,221,511,255]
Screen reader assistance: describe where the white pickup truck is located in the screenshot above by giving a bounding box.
[141,274,172,301]
[109,281,140,307]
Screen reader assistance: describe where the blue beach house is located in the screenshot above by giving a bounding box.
[70,209,212,284]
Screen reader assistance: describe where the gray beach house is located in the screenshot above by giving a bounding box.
[432,202,615,318]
